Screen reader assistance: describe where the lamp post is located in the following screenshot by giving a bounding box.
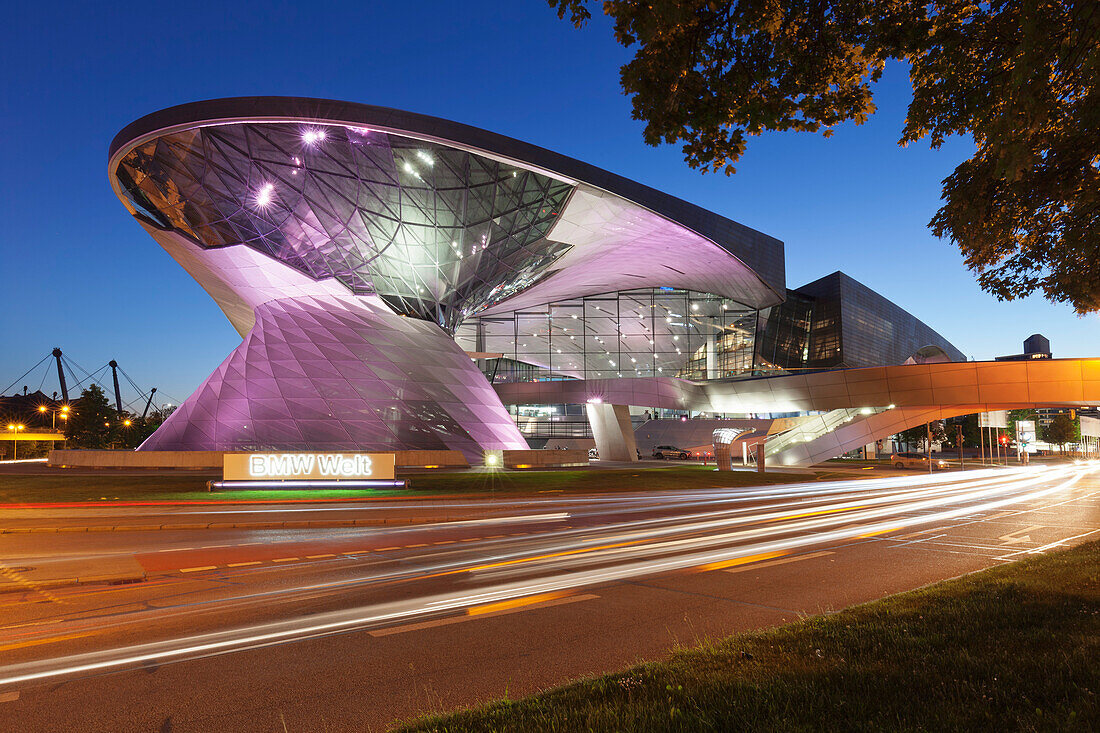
[7,424,25,460]
[37,404,68,430]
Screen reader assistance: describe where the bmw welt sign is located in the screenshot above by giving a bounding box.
[223,452,395,481]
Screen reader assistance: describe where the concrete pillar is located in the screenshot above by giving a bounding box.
[706,334,718,379]
[586,402,638,462]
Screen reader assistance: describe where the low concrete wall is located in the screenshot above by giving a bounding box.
[48,449,468,471]
[48,450,227,470]
[502,449,588,469]
[392,450,468,468]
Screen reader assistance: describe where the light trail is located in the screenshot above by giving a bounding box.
[0,464,1093,688]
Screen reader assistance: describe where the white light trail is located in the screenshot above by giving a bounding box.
[0,465,1092,689]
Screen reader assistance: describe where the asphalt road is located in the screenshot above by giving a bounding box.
[0,464,1097,731]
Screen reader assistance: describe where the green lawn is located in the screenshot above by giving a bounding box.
[0,466,814,504]
[399,540,1100,732]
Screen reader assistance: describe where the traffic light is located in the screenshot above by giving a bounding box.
[1000,434,1009,446]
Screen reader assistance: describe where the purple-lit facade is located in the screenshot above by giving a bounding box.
[109,98,787,459]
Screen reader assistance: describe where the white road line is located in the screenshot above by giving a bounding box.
[997,528,1100,560]
[998,524,1045,545]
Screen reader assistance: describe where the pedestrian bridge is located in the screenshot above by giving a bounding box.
[495,359,1100,465]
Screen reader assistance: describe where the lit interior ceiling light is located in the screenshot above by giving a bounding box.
[302,129,327,144]
[254,183,275,207]
[691,303,699,311]
[416,150,434,165]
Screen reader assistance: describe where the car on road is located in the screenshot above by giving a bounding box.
[890,452,949,470]
[652,445,691,460]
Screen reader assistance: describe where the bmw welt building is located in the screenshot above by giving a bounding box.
[110,97,998,466]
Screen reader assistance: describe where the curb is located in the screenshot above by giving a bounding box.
[0,571,146,595]
[0,515,501,534]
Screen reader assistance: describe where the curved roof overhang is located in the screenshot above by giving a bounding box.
[109,97,786,320]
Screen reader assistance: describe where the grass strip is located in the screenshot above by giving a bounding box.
[399,540,1100,732]
[0,466,811,504]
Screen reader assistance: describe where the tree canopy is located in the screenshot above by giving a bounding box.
[1042,412,1079,449]
[549,1,1100,312]
[65,384,116,449]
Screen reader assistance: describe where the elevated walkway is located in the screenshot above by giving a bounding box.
[496,359,1100,466]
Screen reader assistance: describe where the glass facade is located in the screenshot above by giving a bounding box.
[456,287,765,383]
[116,123,575,333]
[792,272,966,367]
[463,274,966,386]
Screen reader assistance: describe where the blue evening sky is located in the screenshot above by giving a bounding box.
[1,1,1095,405]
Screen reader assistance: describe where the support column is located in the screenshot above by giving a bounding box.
[706,334,718,380]
[586,402,638,462]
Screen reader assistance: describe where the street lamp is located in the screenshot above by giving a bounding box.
[7,423,25,460]
[37,404,69,430]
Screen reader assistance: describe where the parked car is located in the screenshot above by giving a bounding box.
[652,445,691,460]
[890,452,949,470]
[588,447,599,459]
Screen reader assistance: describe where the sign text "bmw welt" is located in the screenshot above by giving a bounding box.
[223,452,396,481]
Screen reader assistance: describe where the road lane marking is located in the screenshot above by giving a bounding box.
[0,631,93,653]
[997,528,1100,559]
[465,540,647,574]
[432,541,455,545]
[469,591,574,615]
[722,551,834,574]
[306,554,336,559]
[858,527,902,539]
[227,561,261,567]
[369,593,599,637]
[898,526,950,539]
[768,505,868,522]
[998,524,1044,545]
[272,557,298,563]
[178,566,217,573]
[405,544,428,548]
[697,550,788,572]
[376,546,400,551]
